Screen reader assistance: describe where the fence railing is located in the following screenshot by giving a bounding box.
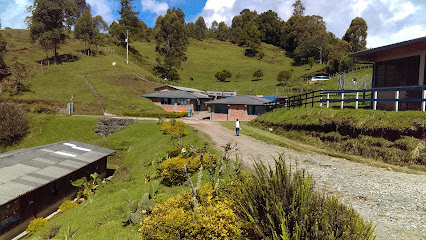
[272,86,426,112]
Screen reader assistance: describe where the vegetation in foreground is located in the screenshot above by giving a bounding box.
[20,115,374,239]
[252,108,426,168]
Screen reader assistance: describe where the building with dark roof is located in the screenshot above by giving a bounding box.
[350,36,426,110]
[0,140,115,239]
[205,95,272,121]
[141,90,211,112]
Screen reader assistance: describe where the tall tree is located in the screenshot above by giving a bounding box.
[217,22,230,41]
[29,0,67,62]
[64,0,90,29]
[292,0,305,16]
[111,0,147,44]
[231,9,258,45]
[343,17,368,52]
[74,10,107,53]
[241,20,261,51]
[194,16,207,41]
[74,9,94,50]
[258,10,282,46]
[154,8,189,74]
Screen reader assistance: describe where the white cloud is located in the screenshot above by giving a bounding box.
[0,0,32,29]
[141,0,169,15]
[87,0,116,24]
[388,1,417,22]
[368,25,426,48]
[199,0,426,48]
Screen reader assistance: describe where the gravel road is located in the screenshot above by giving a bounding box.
[186,120,426,240]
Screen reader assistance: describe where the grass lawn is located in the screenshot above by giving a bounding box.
[6,114,214,239]
[132,39,327,96]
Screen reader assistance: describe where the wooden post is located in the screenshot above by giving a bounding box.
[395,90,399,112]
[373,91,378,110]
[311,92,314,107]
[422,90,426,111]
[327,93,330,108]
[356,92,359,109]
[341,92,344,109]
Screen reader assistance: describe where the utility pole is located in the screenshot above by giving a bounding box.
[126,30,129,64]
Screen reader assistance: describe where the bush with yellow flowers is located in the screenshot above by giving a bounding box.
[140,184,243,240]
[159,153,219,186]
[59,199,78,213]
[26,218,49,236]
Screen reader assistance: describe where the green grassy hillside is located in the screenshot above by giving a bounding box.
[1,29,163,115]
[132,39,327,96]
[1,29,351,114]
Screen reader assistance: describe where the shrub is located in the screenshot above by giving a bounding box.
[0,102,29,144]
[26,218,49,236]
[160,154,219,186]
[140,190,243,240]
[161,120,189,144]
[123,109,187,118]
[34,104,55,114]
[59,199,78,213]
[226,155,375,239]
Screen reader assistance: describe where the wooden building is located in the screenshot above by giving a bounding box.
[350,36,426,110]
[0,140,115,239]
[205,95,272,121]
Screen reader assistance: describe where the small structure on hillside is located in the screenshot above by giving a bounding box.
[206,91,237,100]
[141,90,211,112]
[0,141,115,239]
[205,95,272,121]
[350,36,426,111]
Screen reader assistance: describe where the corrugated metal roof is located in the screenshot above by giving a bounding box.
[141,90,211,99]
[205,95,272,106]
[154,85,206,94]
[0,140,115,205]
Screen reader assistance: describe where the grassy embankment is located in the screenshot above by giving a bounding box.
[223,108,425,172]
[1,29,163,115]
[3,113,212,239]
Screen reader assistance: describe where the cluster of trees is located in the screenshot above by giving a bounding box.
[184,0,367,73]
[23,0,368,80]
[27,0,107,62]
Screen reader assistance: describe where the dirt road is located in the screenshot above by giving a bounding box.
[187,120,426,240]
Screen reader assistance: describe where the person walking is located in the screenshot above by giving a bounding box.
[235,119,241,136]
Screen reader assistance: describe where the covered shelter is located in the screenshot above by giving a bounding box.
[205,95,272,121]
[350,36,426,110]
[0,140,115,239]
[154,85,206,94]
[141,90,211,112]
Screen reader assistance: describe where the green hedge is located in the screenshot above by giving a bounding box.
[123,109,188,118]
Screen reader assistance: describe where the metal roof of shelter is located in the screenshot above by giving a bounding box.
[141,90,210,99]
[154,85,206,94]
[0,140,115,205]
[205,95,272,106]
[349,36,426,62]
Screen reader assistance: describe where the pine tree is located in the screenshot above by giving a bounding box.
[194,16,207,41]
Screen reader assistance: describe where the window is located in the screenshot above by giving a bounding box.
[374,55,420,88]
[161,98,172,105]
[214,104,228,114]
[247,105,263,115]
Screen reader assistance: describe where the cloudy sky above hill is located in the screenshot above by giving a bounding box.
[0,0,425,48]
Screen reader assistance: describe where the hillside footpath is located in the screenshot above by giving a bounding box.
[186,120,426,240]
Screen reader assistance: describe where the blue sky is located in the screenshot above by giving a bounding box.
[1,0,426,48]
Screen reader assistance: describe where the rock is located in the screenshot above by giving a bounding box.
[93,118,134,138]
